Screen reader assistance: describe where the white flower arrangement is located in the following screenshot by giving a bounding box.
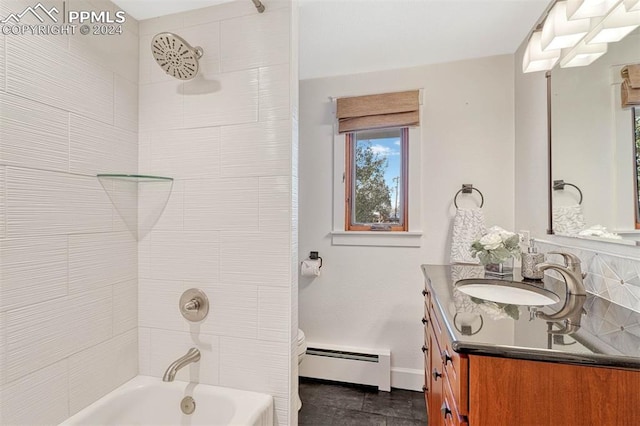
[470,226,521,266]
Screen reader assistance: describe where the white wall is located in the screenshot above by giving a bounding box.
[299,55,516,389]
[0,1,139,424]
[514,38,549,237]
[136,1,298,425]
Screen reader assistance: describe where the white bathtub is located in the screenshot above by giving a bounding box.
[59,376,273,426]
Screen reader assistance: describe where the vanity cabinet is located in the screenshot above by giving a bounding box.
[423,288,468,426]
[422,275,640,426]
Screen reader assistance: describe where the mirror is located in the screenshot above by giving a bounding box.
[634,106,640,227]
[550,28,640,244]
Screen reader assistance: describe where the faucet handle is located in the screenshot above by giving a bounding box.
[548,251,581,267]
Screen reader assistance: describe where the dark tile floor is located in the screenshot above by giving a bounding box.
[299,378,427,426]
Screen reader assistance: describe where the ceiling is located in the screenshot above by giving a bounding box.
[112,0,551,80]
[110,0,235,20]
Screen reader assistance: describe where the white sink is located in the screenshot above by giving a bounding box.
[455,279,560,306]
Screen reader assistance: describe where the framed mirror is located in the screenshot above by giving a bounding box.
[634,106,640,228]
[549,28,640,244]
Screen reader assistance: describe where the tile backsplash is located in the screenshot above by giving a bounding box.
[536,239,640,313]
[531,239,640,358]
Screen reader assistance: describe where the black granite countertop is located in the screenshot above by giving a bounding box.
[421,264,640,370]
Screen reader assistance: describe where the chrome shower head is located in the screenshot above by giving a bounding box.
[151,32,203,80]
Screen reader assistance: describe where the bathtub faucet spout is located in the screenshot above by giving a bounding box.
[162,348,201,382]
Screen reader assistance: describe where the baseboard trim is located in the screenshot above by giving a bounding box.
[391,367,423,391]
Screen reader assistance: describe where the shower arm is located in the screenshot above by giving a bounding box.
[251,0,265,13]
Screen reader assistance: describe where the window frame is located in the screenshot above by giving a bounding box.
[344,127,409,232]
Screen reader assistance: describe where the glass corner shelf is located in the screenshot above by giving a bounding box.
[97,174,173,182]
[97,174,174,240]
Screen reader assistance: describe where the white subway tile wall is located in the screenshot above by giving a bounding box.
[137,3,297,426]
[0,167,4,239]
[0,0,139,423]
[67,329,138,415]
[0,92,69,172]
[6,35,115,124]
[0,0,296,424]
[0,361,70,425]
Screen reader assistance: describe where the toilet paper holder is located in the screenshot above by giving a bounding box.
[309,251,323,268]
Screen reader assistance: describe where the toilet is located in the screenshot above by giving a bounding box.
[297,329,307,410]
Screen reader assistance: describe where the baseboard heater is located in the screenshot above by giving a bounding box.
[299,343,391,391]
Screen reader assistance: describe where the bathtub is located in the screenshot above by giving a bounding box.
[59,376,273,426]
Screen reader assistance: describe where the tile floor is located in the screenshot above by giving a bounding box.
[298,378,427,426]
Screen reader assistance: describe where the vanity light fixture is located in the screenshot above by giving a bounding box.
[624,0,640,12]
[559,39,608,67]
[523,31,562,73]
[566,0,620,20]
[523,0,639,72]
[541,1,591,51]
[583,3,640,43]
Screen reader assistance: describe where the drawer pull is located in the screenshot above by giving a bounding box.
[442,350,453,365]
[422,385,427,392]
[440,402,452,419]
[421,345,428,353]
[421,317,428,325]
[422,289,428,296]
[432,368,442,381]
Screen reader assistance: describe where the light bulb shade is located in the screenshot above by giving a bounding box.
[566,0,620,19]
[624,0,640,12]
[560,40,608,67]
[542,1,591,50]
[523,31,561,73]
[584,3,640,43]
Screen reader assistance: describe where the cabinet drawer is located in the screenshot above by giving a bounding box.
[443,378,468,426]
[428,301,443,349]
[442,341,469,415]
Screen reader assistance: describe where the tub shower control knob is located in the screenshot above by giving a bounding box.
[183,299,200,312]
[179,288,209,322]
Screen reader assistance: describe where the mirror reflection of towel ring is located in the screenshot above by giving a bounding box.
[552,180,583,205]
[453,313,484,336]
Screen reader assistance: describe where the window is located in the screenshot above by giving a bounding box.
[345,127,408,231]
[331,89,422,246]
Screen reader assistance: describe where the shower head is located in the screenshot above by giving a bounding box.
[151,32,203,80]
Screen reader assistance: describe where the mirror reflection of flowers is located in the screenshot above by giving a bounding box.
[470,297,520,320]
[470,226,521,265]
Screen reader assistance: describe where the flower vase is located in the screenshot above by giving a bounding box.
[484,257,513,278]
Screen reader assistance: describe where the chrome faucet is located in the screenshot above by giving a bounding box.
[162,348,201,382]
[535,252,587,332]
[536,252,586,296]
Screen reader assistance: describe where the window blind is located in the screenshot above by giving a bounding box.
[621,64,640,108]
[336,90,420,133]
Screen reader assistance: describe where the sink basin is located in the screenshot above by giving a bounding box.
[455,279,561,306]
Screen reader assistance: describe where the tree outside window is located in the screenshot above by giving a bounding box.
[346,128,408,231]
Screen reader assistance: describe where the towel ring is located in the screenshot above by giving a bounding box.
[454,184,484,209]
[453,313,484,336]
[553,180,583,205]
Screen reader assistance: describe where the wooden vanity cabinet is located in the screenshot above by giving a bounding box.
[422,283,640,426]
[423,288,468,426]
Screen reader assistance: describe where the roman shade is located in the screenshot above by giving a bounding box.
[621,64,640,107]
[336,90,420,133]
